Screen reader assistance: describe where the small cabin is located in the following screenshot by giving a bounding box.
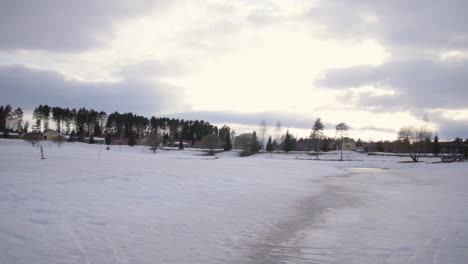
[41,129,64,141]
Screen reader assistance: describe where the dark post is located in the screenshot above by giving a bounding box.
[40,146,46,159]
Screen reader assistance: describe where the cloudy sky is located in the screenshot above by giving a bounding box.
[1,0,467,140]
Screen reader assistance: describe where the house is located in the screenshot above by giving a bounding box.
[165,140,191,148]
[354,146,365,152]
[41,129,64,141]
[1,131,22,139]
[335,140,356,151]
[83,137,106,144]
[111,137,129,145]
[342,141,356,151]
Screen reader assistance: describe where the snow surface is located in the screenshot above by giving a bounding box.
[1,139,467,263]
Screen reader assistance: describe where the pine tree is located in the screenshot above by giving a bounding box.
[24,121,29,132]
[41,105,51,131]
[310,118,324,159]
[0,106,4,131]
[33,105,43,132]
[266,136,273,152]
[1,105,12,131]
[335,122,349,161]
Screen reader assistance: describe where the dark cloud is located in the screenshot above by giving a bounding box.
[0,0,168,51]
[310,1,468,139]
[307,1,468,51]
[0,64,181,115]
[437,120,468,141]
[426,113,468,141]
[318,58,468,109]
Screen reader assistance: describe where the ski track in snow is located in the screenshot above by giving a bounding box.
[1,139,468,263]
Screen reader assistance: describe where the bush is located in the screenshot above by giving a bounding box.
[239,150,256,157]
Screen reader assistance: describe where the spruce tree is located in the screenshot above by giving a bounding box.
[68,131,76,142]
[105,133,112,145]
[283,130,295,152]
[250,131,261,152]
[266,136,273,152]
[224,130,232,151]
[272,139,279,151]
[128,134,136,146]
[376,141,384,152]
[432,135,440,155]
[0,106,4,131]
[322,138,329,151]
[464,139,468,158]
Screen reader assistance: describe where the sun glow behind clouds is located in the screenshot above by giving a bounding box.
[3,0,414,140]
[171,35,389,112]
[95,1,399,139]
[90,1,390,113]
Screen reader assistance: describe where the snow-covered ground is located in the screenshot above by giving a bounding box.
[1,139,467,263]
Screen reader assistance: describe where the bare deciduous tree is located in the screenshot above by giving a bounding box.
[52,135,65,148]
[258,120,268,150]
[398,121,432,162]
[397,115,433,162]
[145,131,161,153]
[233,133,252,151]
[201,134,222,155]
[24,133,41,147]
[275,121,282,151]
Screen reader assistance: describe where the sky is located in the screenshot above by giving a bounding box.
[1,0,467,140]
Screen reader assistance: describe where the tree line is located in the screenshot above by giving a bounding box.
[2,104,467,161]
[2,104,228,146]
[0,105,24,132]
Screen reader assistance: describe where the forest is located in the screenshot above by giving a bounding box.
[0,104,226,146]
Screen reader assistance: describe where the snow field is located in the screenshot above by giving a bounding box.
[0,139,341,263]
[1,139,467,263]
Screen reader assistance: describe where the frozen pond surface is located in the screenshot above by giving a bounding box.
[1,139,468,263]
[249,165,468,264]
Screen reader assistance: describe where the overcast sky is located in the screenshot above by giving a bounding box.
[1,0,467,140]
